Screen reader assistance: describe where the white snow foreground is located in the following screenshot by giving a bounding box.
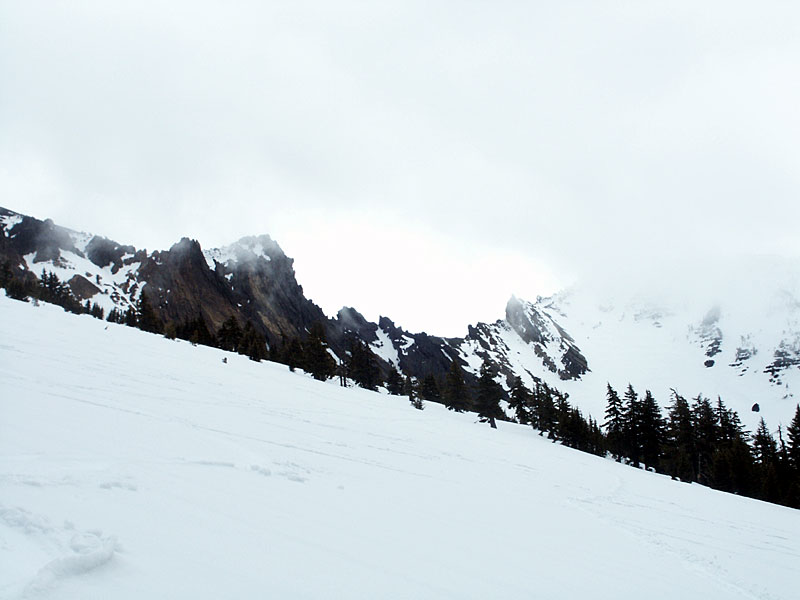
[0,297,798,600]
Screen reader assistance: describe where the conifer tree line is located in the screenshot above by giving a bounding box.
[600,383,800,509]
[1,266,396,386]
[1,265,104,318]
[504,375,604,454]
[5,265,800,509]
[1,264,340,372]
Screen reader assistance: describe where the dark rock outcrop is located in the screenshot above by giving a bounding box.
[68,274,101,300]
[0,205,590,400]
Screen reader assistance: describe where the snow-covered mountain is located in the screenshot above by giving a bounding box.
[0,207,329,342]
[1,294,799,599]
[2,205,799,430]
[494,284,800,431]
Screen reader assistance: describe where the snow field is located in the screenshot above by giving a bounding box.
[1,295,799,599]
[536,291,800,433]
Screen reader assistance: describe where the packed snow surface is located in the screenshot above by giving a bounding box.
[1,296,799,599]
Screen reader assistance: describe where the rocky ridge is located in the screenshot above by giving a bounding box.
[2,206,799,429]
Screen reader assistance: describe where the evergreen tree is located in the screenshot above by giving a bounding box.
[692,395,718,484]
[780,409,800,507]
[622,384,642,467]
[787,404,800,471]
[553,392,572,442]
[537,383,557,438]
[0,261,12,289]
[405,375,423,409]
[663,390,696,482]
[710,434,754,497]
[385,366,404,395]
[303,322,336,380]
[346,335,381,390]
[164,321,178,340]
[273,334,290,365]
[753,418,778,466]
[639,390,664,471]
[124,306,137,328]
[443,360,470,412]
[4,271,34,300]
[283,337,304,372]
[587,417,606,457]
[707,398,753,495]
[603,384,625,460]
[136,291,163,334]
[752,418,780,503]
[268,336,282,363]
[775,425,796,506]
[508,377,532,424]
[177,315,215,347]
[475,360,504,429]
[37,269,81,313]
[239,321,268,361]
[419,375,441,402]
[528,382,542,429]
[90,302,104,320]
[217,316,243,352]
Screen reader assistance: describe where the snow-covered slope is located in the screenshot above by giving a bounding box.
[1,296,798,599]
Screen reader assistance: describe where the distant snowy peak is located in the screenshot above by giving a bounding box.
[506,296,585,365]
[680,291,800,386]
[203,235,282,271]
[350,293,590,395]
[454,295,589,388]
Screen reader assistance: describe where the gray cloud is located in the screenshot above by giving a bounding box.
[2,1,799,333]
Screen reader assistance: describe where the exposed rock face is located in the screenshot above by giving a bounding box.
[0,206,591,398]
[506,295,548,345]
[0,210,329,351]
[7,216,80,265]
[505,296,588,380]
[335,307,379,344]
[139,238,240,333]
[4,205,800,429]
[201,235,329,343]
[85,236,136,272]
[67,275,100,300]
[1,208,76,273]
[695,306,723,358]
[765,338,800,385]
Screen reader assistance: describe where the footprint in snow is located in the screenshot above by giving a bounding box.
[99,480,138,491]
[25,531,119,596]
[0,505,119,597]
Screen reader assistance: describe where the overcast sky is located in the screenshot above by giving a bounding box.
[2,2,800,335]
